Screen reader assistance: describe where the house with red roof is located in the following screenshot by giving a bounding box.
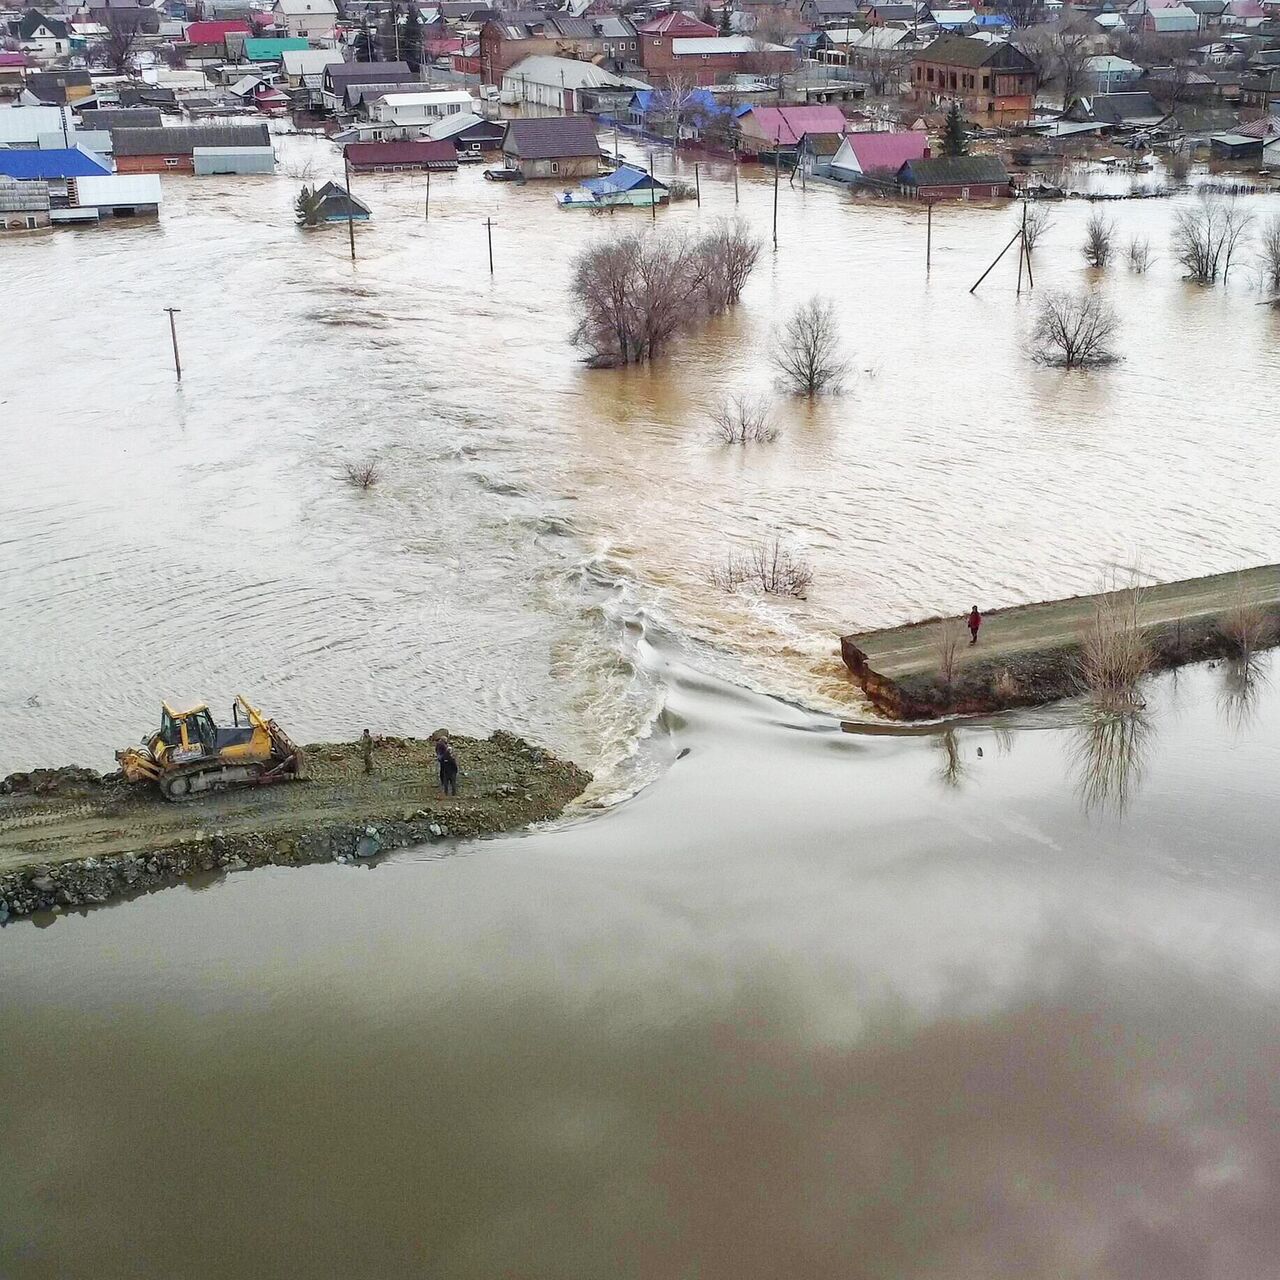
[343,139,459,172]
[184,18,253,56]
[737,104,850,157]
[829,130,927,182]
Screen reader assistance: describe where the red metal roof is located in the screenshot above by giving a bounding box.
[344,140,458,166]
[842,130,927,171]
[746,105,849,145]
[184,19,253,43]
[638,12,716,34]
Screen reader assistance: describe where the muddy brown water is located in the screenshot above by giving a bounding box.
[4,130,1280,1276]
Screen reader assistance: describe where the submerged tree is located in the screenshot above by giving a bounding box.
[1081,212,1115,269]
[771,297,849,396]
[569,220,761,367]
[941,100,967,156]
[1171,197,1254,285]
[295,185,325,227]
[1030,291,1119,368]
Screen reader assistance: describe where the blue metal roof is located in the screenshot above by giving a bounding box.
[630,88,749,119]
[581,164,667,195]
[0,147,112,179]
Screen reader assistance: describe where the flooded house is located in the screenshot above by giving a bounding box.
[499,115,603,180]
[896,153,1012,199]
[112,122,274,173]
[343,139,459,172]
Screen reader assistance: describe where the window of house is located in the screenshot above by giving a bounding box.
[652,38,659,45]
[25,215,37,229]
[551,160,559,172]
[165,156,179,166]
[926,66,933,82]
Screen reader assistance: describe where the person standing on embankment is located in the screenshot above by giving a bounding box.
[968,607,982,645]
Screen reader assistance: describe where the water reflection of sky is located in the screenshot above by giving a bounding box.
[4,650,1280,1277]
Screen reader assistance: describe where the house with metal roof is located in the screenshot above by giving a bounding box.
[243,36,309,61]
[67,172,163,217]
[500,55,644,113]
[321,60,414,112]
[0,146,111,181]
[280,46,344,88]
[310,179,370,222]
[272,0,337,38]
[911,35,1037,122]
[557,162,667,208]
[344,139,459,171]
[113,122,273,172]
[737,105,850,157]
[897,153,1011,199]
[22,69,93,107]
[0,177,51,232]
[1064,92,1170,128]
[365,89,475,125]
[0,104,71,147]
[425,110,506,153]
[7,9,70,58]
[829,129,928,181]
[500,114,602,178]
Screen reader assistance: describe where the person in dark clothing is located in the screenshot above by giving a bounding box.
[435,736,458,796]
[968,606,982,645]
[361,728,373,775]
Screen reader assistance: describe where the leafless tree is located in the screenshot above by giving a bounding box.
[570,223,761,367]
[93,10,146,73]
[1030,291,1120,368]
[1027,21,1092,104]
[657,73,701,146]
[1021,203,1053,254]
[1219,578,1275,662]
[1126,235,1152,273]
[771,297,849,396]
[710,394,777,444]
[1256,213,1280,298]
[1070,703,1150,815]
[1082,212,1115,269]
[1167,150,1191,183]
[711,536,813,598]
[1171,197,1254,285]
[933,619,966,693]
[1078,586,1152,710]
[344,460,381,489]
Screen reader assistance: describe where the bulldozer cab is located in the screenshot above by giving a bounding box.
[160,703,217,763]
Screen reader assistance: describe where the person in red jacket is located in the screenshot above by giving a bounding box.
[968,606,982,645]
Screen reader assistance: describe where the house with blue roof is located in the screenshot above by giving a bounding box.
[557,163,669,209]
[0,147,111,188]
[628,87,749,142]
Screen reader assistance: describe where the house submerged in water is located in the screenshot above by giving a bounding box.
[556,163,668,210]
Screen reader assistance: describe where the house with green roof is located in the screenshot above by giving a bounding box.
[244,37,309,62]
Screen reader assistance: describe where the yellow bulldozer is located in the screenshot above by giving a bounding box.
[116,696,304,802]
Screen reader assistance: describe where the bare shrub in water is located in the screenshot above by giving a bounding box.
[1127,235,1152,273]
[771,297,849,396]
[710,394,777,444]
[569,220,761,367]
[1030,291,1120,368]
[344,460,381,490]
[1078,587,1152,710]
[1168,150,1191,183]
[1257,214,1280,298]
[1022,204,1053,254]
[711,536,812,599]
[1171,197,1254,285]
[1219,578,1275,662]
[1082,212,1115,269]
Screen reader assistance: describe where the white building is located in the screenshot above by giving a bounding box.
[0,105,72,146]
[280,47,345,88]
[272,0,338,38]
[367,89,475,125]
[501,55,645,112]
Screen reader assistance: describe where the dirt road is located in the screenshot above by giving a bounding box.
[0,732,590,917]
[842,565,1280,681]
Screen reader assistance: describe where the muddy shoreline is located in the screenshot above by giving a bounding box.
[0,731,590,922]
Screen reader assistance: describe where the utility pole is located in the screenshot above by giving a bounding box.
[694,161,700,206]
[772,129,780,249]
[1016,200,1026,294]
[485,215,494,273]
[926,199,932,270]
[969,226,1023,294]
[163,307,182,382]
[733,156,739,204]
[425,165,430,220]
[343,150,356,261]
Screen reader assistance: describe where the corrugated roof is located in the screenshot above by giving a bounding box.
[112,122,271,155]
[901,154,1009,185]
[503,54,642,90]
[280,47,344,74]
[0,146,111,179]
[243,36,309,57]
[72,173,163,206]
[672,35,788,53]
[917,33,1005,67]
[344,139,458,166]
[581,163,662,193]
[637,11,716,34]
[78,107,164,130]
[0,177,50,211]
[502,115,602,159]
[838,129,926,170]
[0,105,67,144]
[371,89,474,106]
[184,18,252,42]
[745,105,849,145]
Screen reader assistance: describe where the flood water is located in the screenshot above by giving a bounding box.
[4,130,1280,1276]
[4,645,1280,1277]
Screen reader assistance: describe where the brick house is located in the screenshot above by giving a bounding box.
[659,35,794,86]
[910,35,1036,123]
[479,13,611,84]
[112,122,272,173]
[637,11,717,81]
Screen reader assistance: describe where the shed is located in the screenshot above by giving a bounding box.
[897,153,1010,198]
[1209,131,1263,157]
[192,145,277,174]
[312,180,370,221]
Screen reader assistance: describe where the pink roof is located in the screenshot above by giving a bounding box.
[639,12,717,34]
[747,105,849,145]
[0,51,29,66]
[1227,0,1265,14]
[843,130,927,171]
[184,19,252,43]
[1238,114,1280,138]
